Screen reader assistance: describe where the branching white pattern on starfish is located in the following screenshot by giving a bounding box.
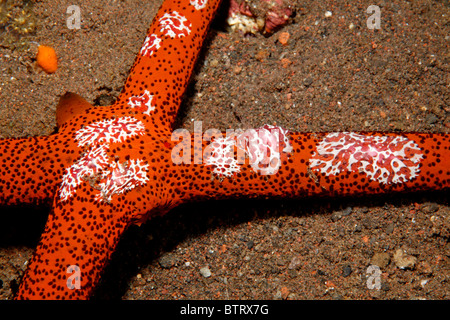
[204,136,241,177]
[75,117,146,147]
[60,117,150,201]
[159,11,191,38]
[205,125,293,177]
[309,132,424,184]
[237,125,293,175]
[140,34,162,57]
[128,90,155,116]
[59,144,110,201]
[95,159,149,202]
[190,0,208,10]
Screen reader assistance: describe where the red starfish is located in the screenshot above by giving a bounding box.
[0,0,448,299]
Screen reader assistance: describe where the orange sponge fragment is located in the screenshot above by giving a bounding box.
[36,45,58,74]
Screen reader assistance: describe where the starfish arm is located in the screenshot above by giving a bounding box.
[0,134,67,206]
[15,194,135,299]
[115,0,222,129]
[171,131,449,203]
